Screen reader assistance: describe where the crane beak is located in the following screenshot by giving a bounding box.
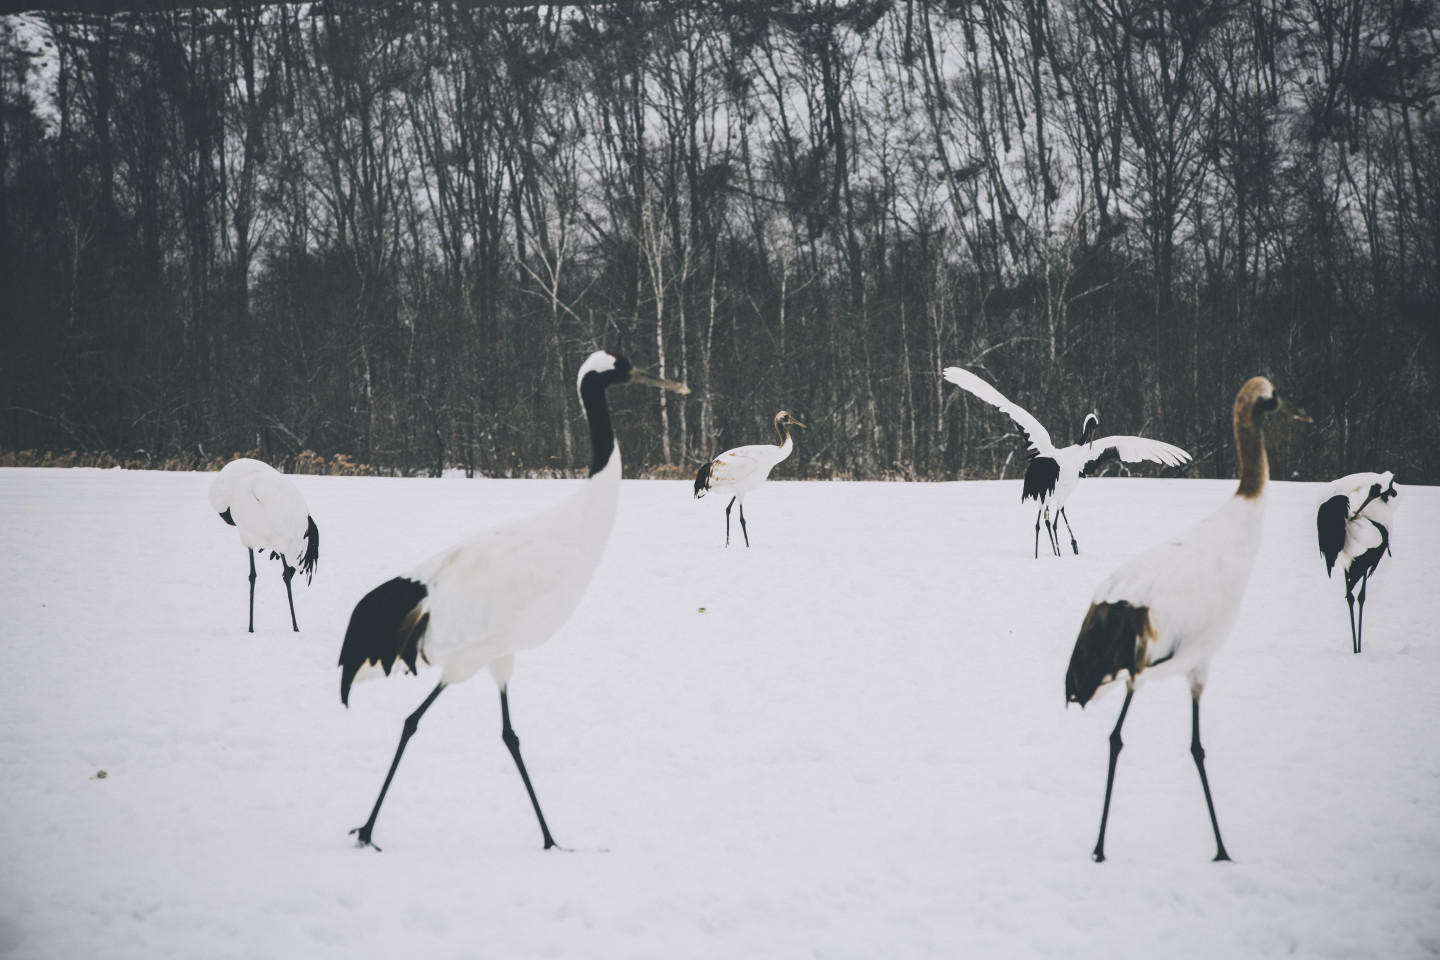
[630,368,690,394]
[1276,395,1311,422]
[789,417,808,429]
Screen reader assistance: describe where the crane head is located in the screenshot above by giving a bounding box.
[577,350,689,398]
[1244,377,1311,423]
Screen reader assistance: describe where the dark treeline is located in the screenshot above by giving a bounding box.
[2,0,1437,480]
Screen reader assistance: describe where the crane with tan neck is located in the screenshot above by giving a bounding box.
[693,410,806,547]
[1064,376,1310,862]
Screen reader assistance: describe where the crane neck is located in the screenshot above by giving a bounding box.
[580,376,618,477]
[773,416,793,448]
[1233,394,1268,501]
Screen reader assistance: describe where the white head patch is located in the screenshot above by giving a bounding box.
[576,350,619,397]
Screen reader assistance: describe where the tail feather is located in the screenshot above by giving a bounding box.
[299,516,320,584]
[339,577,430,706]
[694,460,715,498]
[1022,455,1060,503]
[1066,602,1153,706]
[1316,495,1349,576]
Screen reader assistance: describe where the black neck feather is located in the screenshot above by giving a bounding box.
[580,374,618,476]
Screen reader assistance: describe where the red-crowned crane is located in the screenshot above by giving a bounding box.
[208,457,319,633]
[1065,376,1309,862]
[942,367,1191,557]
[693,410,806,547]
[1317,471,1399,653]
[338,351,688,851]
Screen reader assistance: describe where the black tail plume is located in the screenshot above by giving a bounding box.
[300,516,320,584]
[1316,495,1349,576]
[694,460,715,498]
[339,577,430,706]
[1066,602,1153,707]
[1022,455,1060,503]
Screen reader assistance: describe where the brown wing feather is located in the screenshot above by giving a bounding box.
[1065,601,1155,706]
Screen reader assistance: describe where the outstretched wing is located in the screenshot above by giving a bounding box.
[942,367,1054,454]
[1080,436,1191,470]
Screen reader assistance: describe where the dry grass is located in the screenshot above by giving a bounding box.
[0,451,969,482]
[0,448,376,476]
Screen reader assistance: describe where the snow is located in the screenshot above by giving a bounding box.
[1,467,1437,959]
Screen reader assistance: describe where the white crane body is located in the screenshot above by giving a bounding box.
[349,453,621,692]
[1086,495,1264,695]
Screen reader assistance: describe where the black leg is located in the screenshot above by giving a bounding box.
[1190,696,1231,862]
[500,687,559,850]
[351,683,446,851]
[738,501,750,547]
[282,559,299,631]
[1345,580,1359,654]
[1045,511,1061,557]
[1092,686,1134,863]
[1356,572,1370,654]
[247,548,257,633]
[1034,509,1043,559]
[725,497,735,547]
[1060,507,1079,555]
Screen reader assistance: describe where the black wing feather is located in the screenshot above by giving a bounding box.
[298,516,320,584]
[1022,455,1060,503]
[1344,521,1390,590]
[694,460,715,498]
[338,577,429,706]
[1316,494,1349,576]
[1065,601,1153,707]
[1081,446,1121,478]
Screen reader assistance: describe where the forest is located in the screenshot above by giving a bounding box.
[1,0,1436,481]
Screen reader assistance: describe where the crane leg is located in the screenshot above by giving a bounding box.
[1060,507,1079,555]
[1045,510,1061,557]
[1190,696,1231,862]
[1092,686,1134,863]
[1355,572,1370,654]
[501,687,560,850]
[725,497,736,547]
[1345,580,1359,654]
[738,501,750,548]
[282,560,299,631]
[247,549,257,633]
[351,682,446,851]
[1034,509,1043,559]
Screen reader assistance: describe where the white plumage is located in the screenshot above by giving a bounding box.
[942,366,1191,556]
[1064,376,1309,862]
[338,350,688,851]
[693,410,806,547]
[208,457,319,632]
[1316,471,1399,653]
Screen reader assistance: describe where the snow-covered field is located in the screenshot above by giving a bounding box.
[1,467,1437,959]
